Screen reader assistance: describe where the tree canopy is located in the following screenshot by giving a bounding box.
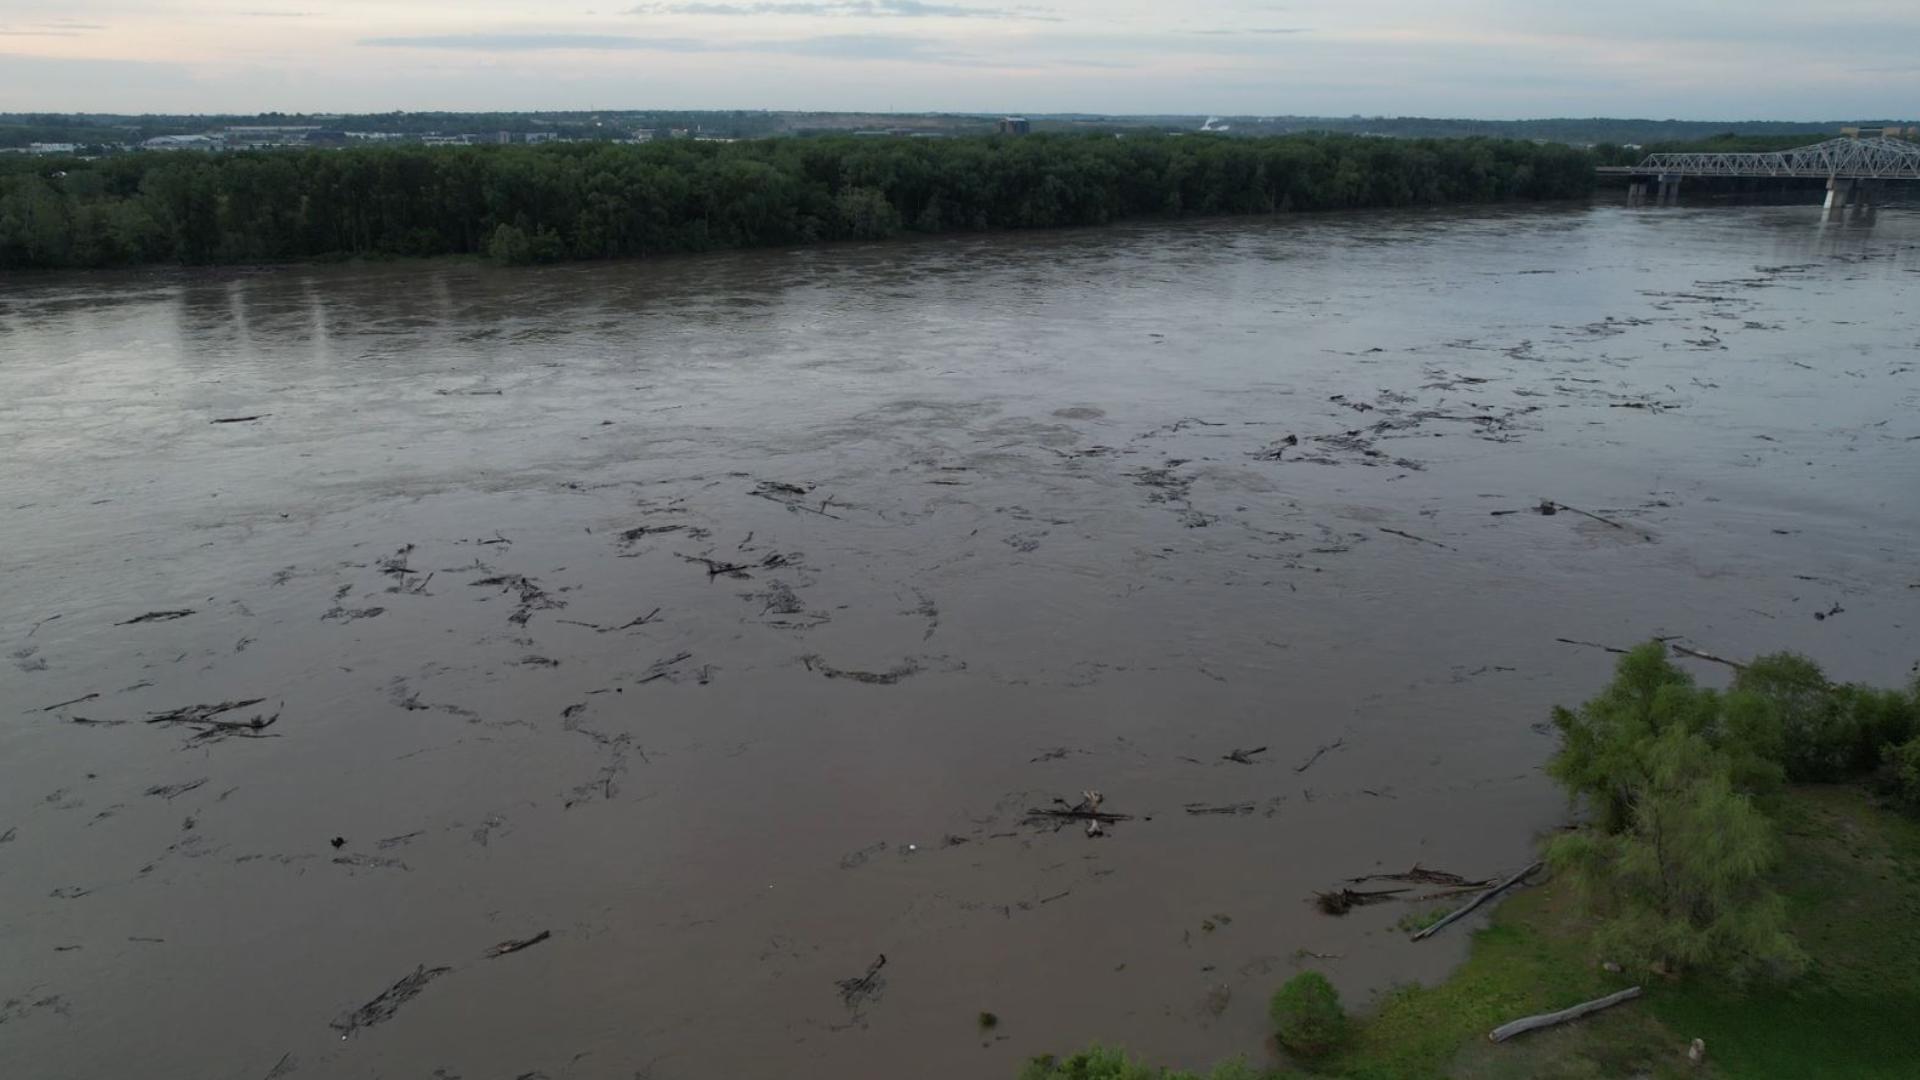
[0,133,1598,271]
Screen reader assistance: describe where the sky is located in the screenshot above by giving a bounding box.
[1,0,1915,119]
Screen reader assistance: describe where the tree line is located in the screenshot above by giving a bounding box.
[0,133,1596,271]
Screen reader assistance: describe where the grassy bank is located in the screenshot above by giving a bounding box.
[1026,784,1919,1079]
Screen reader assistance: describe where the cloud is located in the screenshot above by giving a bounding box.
[758,33,959,59]
[361,33,710,51]
[1187,27,1311,36]
[627,1,1058,20]
[0,20,105,36]
[359,31,966,63]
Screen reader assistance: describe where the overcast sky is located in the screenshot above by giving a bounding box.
[1,0,1914,118]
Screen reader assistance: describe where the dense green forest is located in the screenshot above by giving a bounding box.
[0,133,1595,270]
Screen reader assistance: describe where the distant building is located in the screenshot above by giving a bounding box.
[142,134,220,152]
[27,142,80,155]
[997,117,1031,136]
[1842,125,1919,140]
[523,131,558,145]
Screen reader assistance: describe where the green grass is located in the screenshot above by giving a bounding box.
[1641,787,1920,1080]
[1020,787,1919,1080]
[1324,785,1920,1080]
[1321,877,1682,1080]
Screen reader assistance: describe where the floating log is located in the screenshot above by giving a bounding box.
[1488,986,1643,1042]
[1412,860,1542,941]
[1670,643,1746,670]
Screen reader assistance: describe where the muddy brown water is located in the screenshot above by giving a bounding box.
[3,205,1917,1080]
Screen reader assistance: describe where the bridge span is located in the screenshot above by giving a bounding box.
[1597,136,1920,209]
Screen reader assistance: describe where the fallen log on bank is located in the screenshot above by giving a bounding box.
[1488,986,1643,1042]
[1411,860,1542,941]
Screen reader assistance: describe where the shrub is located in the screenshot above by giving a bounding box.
[1732,654,1918,781]
[1269,972,1347,1058]
[1882,735,1920,815]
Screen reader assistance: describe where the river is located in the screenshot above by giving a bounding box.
[3,203,1916,1079]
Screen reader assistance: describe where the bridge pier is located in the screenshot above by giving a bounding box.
[1657,175,1682,205]
[1824,176,1855,212]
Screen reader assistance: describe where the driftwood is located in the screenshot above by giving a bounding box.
[1349,865,1491,889]
[1378,527,1453,550]
[1316,887,1408,915]
[836,953,886,1007]
[147,699,280,740]
[1536,499,1628,530]
[1412,860,1542,941]
[1184,802,1255,815]
[1293,738,1347,773]
[1222,746,1267,764]
[1488,986,1643,1042]
[484,930,551,958]
[1029,791,1132,826]
[330,964,452,1036]
[38,692,100,713]
[1555,637,1629,655]
[1670,643,1746,670]
[117,609,197,625]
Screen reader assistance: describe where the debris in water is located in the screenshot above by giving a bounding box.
[1027,790,1133,829]
[1378,527,1452,550]
[117,610,197,625]
[330,964,453,1037]
[147,700,280,741]
[1184,802,1255,816]
[1314,887,1409,915]
[1222,746,1267,764]
[37,692,100,713]
[1347,865,1491,888]
[484,930,552,958]
[1293,738,1347,774]
[802,655,921,685]
[837,953,887,1008]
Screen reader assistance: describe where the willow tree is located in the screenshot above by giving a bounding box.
[1549,723,1806,982]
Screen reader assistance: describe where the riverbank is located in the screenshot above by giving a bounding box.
[1023,784,1920,1078]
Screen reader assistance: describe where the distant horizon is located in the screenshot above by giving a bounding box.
[3,1,1916,119]
[3,108,1909,127]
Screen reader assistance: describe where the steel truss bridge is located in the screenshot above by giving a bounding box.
[1610,136,1920,180]
[1596,136,1920,207]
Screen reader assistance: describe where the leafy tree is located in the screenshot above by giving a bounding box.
[1549,723,1806,983]
[486,223,532,265]
[1269,971,1347,1058]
